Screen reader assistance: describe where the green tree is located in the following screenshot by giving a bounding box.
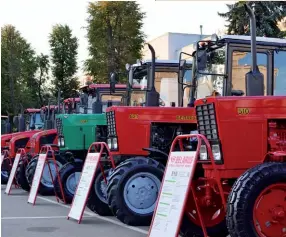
[35,53,50,106]
[85,1,146,83]
[1,25,38,115]
[49,24,79,99]
[218,1,286,38]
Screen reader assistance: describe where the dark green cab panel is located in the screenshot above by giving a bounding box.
[55,114,106,151]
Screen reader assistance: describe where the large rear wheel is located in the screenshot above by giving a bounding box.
[86,168,113,216]
[15,157,31,191]
[26,154,67,196]
[226,162,286,237]
[1,158,11,184]
[107,157,164,226]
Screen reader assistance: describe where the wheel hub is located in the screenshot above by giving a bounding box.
[253,183,286,237]
[123,172,160,215]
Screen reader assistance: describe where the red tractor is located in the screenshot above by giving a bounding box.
[15,100,79,195]
[1,108,44,184]
[175,5,286,237]
[99,8,286,229]
[86,47,196,224]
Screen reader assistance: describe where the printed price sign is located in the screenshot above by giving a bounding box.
[148,151,197,237]
[68,153,100,223]
[5,153,21,195]
[28,153,47,204]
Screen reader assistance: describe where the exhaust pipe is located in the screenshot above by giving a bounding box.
[245,4,257,72]
[244,3,264,96]
[148,43,156,91]
[145,43,160,107]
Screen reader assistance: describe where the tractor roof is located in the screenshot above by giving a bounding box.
[1,115,8,118]
[134,59,193,67]
[24,108,41,113]
[88,84,127,89]
[64,97,80,103]
[220,35,286,47]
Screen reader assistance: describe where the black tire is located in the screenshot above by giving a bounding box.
[1,158,11,184]
[86,168,113,216]
[54,161,83,204]
[107,157,165,226]
[226,162,286,237]
[15,157,31,191]
[26,154,67,196]
[180,215,228,237]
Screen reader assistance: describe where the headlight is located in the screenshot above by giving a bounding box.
[58,137,65,147]
[107,138,112,148]
[58,140,61,147]
[212,144,221,161]
[113,138,118,149]
[199,145,208,160]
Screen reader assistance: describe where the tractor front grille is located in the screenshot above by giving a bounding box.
[106,111,117,136]
[196,103,219,140]
[55,118,63,136]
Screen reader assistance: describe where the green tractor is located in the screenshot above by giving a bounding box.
[54,84,126,203]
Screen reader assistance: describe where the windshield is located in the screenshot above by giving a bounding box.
[101,94,124,112]
[195,45,226,99]
[130,65,192,107]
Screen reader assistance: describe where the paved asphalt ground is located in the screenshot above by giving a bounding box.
[1,185,149,237]
[2,185,232,237]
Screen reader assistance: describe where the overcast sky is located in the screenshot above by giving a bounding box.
[1,0,234,76]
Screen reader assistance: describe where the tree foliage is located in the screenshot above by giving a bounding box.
[85,1,146,83]
[218,1,286,38]
[35,53,50,106]
[49,24,79,99]
[1,25,39,115]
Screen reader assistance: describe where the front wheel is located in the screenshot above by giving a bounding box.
[54,161,83,204]
[226,162,286,237]
[180,180,229,237]
[107,157,164,226]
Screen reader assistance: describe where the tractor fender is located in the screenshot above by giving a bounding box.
[142,148,169,159]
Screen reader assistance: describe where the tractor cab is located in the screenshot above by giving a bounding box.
[1,116,9,135]
[110,58,193,108]
[75,84,127,114]
[24,108,44,131]
[188,33,286,106]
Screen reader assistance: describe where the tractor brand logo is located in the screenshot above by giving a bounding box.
[80,120,88,123]
[129,114,138,119]
[176,115,196,120]
[237,108,250,115]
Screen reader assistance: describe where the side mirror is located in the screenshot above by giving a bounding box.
[109,72,119,94]
[197,49,208,71]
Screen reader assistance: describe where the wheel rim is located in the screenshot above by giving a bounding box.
[40,160,62,188]
[185,180,226,228]
[123,172,161,215]
[66,172,81,195]
[253,183,286,237]
[94,171,108,204]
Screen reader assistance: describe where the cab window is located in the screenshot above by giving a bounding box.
[274,50,286,95]
[231,51,267,95]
